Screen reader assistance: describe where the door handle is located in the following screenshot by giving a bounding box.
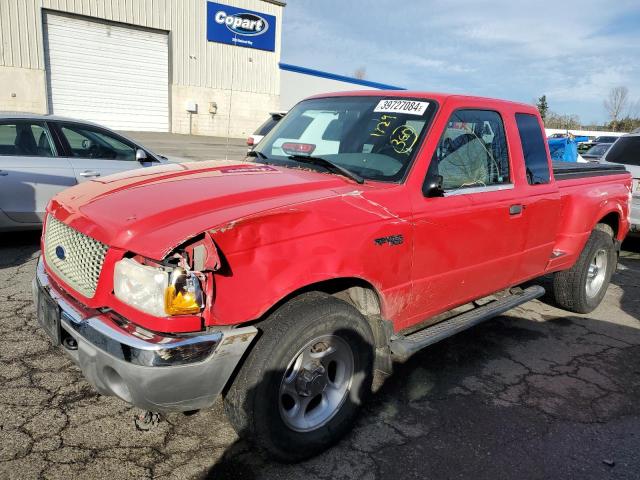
[80,171,101,178]
[509,204,523,215]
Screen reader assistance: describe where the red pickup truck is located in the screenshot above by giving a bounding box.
[34,92,631,461]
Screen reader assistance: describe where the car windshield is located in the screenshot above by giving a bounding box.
[585,143,611,156]
[253,96,437,182]
[605,136,640,166]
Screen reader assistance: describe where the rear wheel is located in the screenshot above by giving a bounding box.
[223,292,374,462]
[553,226,617,313]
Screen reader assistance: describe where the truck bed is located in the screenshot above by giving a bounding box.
[552,161,627,181]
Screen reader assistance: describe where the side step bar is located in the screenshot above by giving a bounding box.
[389,285,545,357]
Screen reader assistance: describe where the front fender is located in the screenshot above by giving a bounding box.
[206,189,414,325]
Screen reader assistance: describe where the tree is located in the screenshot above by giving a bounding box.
[614,116,640,133]
[603,86,629,131]
[536,95,549,122]
[629,99,640,118]
[545,111,581,129]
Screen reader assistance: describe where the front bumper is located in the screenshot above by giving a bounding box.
[33,257,257,412]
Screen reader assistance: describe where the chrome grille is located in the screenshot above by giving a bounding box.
[43,216,108,298]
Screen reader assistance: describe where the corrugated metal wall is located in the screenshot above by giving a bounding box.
[0,0,282,94]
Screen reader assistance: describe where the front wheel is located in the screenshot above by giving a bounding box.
[553,226,617,314]
[223,292,374,462]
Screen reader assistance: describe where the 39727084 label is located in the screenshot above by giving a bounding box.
[373,99,429,116]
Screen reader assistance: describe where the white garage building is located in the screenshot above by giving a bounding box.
[0,0,284,136]
[0,0,402,137]
[44,13,171,132]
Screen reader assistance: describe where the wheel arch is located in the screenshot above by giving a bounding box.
[252,277,393,366]
[595,210,621,239]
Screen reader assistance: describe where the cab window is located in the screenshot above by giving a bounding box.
[59,124,136,161]
[515,113,550,184]
[605,136,640,166]
[428,109,510,191]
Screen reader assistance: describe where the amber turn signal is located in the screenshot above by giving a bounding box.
[164,268,204,316]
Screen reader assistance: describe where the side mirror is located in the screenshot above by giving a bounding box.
[136,149,148,162]
[423,174,445,197]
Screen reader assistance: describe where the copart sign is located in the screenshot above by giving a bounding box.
[207,2,276,52]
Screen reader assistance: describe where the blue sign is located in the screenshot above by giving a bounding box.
[206,2,276,52]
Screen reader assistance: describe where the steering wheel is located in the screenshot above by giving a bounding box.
[87,143,101,158]
[88,143,117,159]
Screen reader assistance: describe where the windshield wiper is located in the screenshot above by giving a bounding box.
[288,154,364,184]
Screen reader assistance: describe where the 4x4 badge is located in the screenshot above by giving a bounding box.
[374,235,404,246]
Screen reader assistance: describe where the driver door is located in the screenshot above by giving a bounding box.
[408,108,528,323]
[53,122,147,182]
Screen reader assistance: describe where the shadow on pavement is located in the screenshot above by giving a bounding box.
[206,299,640,479]
[0,230,41,271]
[207,327,373,479]
[529,235,640,319]
[618,235,640,325]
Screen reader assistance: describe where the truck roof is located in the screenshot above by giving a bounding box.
[306,90,539,113]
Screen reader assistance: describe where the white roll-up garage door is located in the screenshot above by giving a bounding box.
[44,13,169,132]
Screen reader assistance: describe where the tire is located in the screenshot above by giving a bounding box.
[223,292,375,462]
[553,226,617,314]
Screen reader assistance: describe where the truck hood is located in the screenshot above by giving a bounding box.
[49,160,359,259]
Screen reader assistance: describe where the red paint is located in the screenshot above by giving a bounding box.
[43,93,632,334]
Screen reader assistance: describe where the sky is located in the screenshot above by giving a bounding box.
[280,0,640,124]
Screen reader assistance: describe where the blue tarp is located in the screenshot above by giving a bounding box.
[548,136,588,162]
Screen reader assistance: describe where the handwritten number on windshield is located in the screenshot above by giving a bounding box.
[370,115,396,137]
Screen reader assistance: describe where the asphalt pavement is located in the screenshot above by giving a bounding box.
[1,232,639,480]
[120,131,248,163]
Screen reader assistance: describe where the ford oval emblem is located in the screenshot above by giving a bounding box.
[55,246,66,261]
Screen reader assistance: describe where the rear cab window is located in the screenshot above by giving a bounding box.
[605,136,640,167]
[254,96,438,182]
[254,116,280,136]
[515,113,551,185]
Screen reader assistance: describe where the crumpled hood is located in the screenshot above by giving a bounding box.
[48,160,354,259]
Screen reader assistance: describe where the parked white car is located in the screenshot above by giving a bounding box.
[246,111,286,151]
[0,113,170,231]
[600,131,640,234]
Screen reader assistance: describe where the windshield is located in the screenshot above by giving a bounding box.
[605,136,640,166]
[254,115,281,136]
[585,143,611,156]
[253,96,437,182]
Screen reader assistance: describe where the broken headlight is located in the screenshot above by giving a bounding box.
[164,267,204,315]
[114,258,204,317]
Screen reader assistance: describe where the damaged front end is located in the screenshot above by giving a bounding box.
[33,231,258,412]
[113,233,221,325]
